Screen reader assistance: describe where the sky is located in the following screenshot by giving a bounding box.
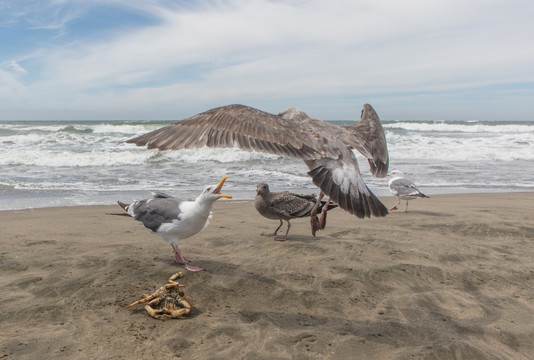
[1,0,533,121]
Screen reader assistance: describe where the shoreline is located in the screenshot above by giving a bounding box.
[2,193,534,359]
[2,190,534,213]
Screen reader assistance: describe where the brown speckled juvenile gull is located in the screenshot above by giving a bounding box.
[127,103,389,223]
[254,183,338,241]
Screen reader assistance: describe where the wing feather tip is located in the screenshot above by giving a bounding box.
[307,165,388,219]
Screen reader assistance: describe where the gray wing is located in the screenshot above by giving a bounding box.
[130,196,182,232]
[390,178,422,197]
[342,104,389,177]
[305,150,388,218]
[151,191,173,199]
[270,192,315,218]
[127,104,331,159]
[304,104,388,218]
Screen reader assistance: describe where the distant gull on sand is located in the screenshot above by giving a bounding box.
[126,103,390,233]
[254,183,338,241]
[118,176,231,271]
[387,170,429,212]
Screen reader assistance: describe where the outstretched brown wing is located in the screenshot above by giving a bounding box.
[343,104,389,178]
[128,104,328,159]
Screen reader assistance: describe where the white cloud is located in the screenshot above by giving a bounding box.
[7,60,27,74]
[1,0,534,120]
[0,69,23,97]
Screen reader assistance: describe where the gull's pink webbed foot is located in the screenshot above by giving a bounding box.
[262,219,283,237]
[171,243,205,271]
[185,263,205,272]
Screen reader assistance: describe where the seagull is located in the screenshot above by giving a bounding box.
[117,176,231,271]
[126,103,389,232]
[387,170,429,212]
[255,183,338,241]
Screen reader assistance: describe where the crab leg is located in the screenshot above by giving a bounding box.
[126,288,163,308]
[164,282,186,290]
[164,308,189,318]
[169,272,183,282]
[145,304,163,319]
[163,299,192,318]
[177,299,191,309]
[126,279,186,308]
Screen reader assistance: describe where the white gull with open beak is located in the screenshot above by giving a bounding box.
[118,176,231,271]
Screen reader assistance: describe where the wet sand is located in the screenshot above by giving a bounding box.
[1,193,534,359]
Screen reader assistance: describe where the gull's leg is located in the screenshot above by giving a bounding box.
[310,191,324,236]
[319,197,331,230]
[262,219,283,237]
[405,200,409,213]
[390,197,400,210]
[275,221,290,241]
[171,243,188,264]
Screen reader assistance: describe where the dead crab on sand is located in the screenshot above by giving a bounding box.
[126,272,193,319]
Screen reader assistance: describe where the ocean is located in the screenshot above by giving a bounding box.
[1,119,533,211]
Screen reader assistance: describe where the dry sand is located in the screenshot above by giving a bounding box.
[1,193,534,359]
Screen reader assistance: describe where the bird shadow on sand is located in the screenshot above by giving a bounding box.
[160,258,282,287]
[269,234,325,244]
[389,210,450,217]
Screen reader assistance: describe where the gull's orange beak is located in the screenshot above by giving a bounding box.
[214,176,232,199]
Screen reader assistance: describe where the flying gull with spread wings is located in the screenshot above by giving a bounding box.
[126,104,389,226]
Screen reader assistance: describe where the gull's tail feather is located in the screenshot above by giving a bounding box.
[117,201,130,212]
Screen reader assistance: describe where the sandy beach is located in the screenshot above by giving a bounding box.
[1,193,534,359]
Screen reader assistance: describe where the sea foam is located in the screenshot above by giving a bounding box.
[1,119,533,210]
